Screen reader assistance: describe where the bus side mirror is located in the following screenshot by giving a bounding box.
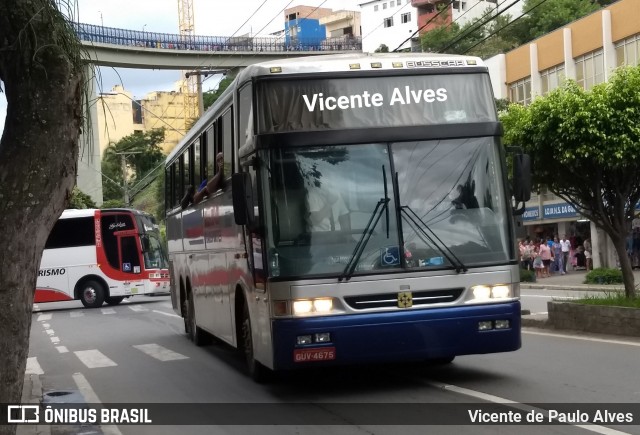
[232,172,255,226]
[513,153,532,203]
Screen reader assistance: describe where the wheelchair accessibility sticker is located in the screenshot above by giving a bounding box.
[381,246,400,266]
[122,263,132,272]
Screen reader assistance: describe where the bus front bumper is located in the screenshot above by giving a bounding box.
[271,301,521,370]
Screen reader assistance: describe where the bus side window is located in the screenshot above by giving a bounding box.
[222,108,233,176]
[120,236,141,273]
[101,214,134,271]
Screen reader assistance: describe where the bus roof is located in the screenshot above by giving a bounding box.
[58,209,150,219]
[236,52,485,82]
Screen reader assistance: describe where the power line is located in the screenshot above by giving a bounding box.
[461,0,553,56]
[392,0,455,52]
[437,0,523,53]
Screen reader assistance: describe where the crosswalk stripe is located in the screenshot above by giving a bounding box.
[51,337,60,344]
[56,346,69,354]
[133,344,189,362]
[101,308,116,315]
[70,311,84,318]
[26,357,44,375]
[129,305,149,312]
[74,350,117,368]
[37,313,52,321]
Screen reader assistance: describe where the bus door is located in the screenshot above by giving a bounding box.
[113,229,144,295]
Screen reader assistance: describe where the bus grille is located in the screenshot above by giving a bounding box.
[344,288,464,310]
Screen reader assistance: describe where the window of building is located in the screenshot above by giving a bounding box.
[383,2,387,9]
[374,4,378,11]
[615,34,640,67]
[401,12,411,23]
[384,17,394,28]
[396,0,401,5]
[508,77,532,106]
[540,64,565,96]
[575,49,604,90]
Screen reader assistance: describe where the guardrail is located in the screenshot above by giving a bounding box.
[73,23,362,52]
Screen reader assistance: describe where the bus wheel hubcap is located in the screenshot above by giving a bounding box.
[84,288,96,304]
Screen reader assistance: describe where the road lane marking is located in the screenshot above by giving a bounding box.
[133,344,189,361]
[101,308,116,315]
[45,329,55,336]
[73,373,123,435]
[74,350,117,368]
[426,380,630,435]
[50,337,60,344]
[152,309,181,319]
[37,313,52,321]
[70,311,85,318]
[42,323,50,328]
[26,357,44,375]
[129,305,149,312]
[523,330,640,347]
[56,346,69,353]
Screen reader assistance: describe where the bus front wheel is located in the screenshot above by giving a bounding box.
[79,280,105,308]
[241,304,270,383]
[105,296,125,306]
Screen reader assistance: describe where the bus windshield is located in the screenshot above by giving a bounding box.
[136,215,169,270]
[264,138,511,279]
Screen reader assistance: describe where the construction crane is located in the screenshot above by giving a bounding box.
[178,0,199,126]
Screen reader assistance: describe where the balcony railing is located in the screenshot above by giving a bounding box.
[73,22,362,52]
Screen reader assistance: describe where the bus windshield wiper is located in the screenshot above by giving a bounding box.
[339,166,390,282]
[400,205,467,273]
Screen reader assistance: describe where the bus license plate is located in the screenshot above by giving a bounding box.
[293,347,336,363]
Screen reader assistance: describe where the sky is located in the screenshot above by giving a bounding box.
[0,0,363,134]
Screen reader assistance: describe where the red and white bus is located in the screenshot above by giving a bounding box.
[36,208,169,308]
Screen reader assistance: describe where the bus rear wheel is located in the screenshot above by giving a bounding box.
[105,296,125,306]
[79,280,105,308]
[241,304,270,383]
[187,294,209,346]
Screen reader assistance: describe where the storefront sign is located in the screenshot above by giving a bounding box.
[522,207,540,221]
[543,203,577,219]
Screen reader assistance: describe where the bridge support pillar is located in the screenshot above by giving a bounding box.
[76,65,104,206]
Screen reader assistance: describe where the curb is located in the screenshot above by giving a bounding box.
[17,374,50,435]
[520,283,624,292]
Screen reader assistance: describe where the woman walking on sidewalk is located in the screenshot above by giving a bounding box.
[539,240,552,277]
[552,236,564,275]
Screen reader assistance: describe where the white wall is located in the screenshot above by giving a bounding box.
[360,0,418,53]
[484,54,507,99]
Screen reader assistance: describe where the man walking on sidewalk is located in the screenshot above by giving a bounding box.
[560,234,571,274]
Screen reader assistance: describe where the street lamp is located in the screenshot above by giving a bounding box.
[142,24,147,32]
[98,11,103,27]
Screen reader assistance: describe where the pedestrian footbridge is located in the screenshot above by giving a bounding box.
[76,23,362,69]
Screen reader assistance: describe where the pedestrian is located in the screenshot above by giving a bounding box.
[539,240,552,277]
[552,236,563,275]
[559,234,571,274]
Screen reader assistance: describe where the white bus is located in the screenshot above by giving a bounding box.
[165,53,531,380]
[36,208,169,308]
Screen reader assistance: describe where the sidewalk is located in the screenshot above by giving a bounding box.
[520,268,640,328]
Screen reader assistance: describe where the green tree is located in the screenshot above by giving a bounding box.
[374,44,389,53]
[68,187,97,209]
[101,199,126,209]
[501,66,640,299]
[0,0,86,416]
[101,129,166,203]
[203,74,235,110]
[510,0,599,44]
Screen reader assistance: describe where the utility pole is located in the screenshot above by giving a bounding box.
[184,70,227,117]
[115,151,142,206]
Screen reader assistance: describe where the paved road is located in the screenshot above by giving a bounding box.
[22,296,640,435]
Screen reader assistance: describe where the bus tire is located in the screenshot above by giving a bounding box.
[79,280,105,308]
[241,304,271,383]
[187,294,209,346]
[105,296,125,306]
[428,356,455,365]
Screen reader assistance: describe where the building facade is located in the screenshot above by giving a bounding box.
[359,0,418,53]
[486,0,640,268]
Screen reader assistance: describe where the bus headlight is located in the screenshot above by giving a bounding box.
[290,298,334,316]
[469,284,513,302]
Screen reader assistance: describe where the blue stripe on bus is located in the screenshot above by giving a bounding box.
[271,301,521,370]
